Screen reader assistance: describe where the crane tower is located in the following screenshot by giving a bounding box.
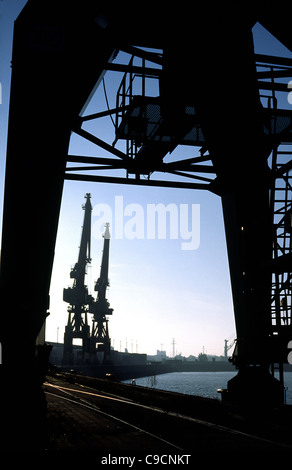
[89,223,113,363]
[62,193,93,363]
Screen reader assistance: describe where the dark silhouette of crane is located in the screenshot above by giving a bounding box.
[4,4,292,450]
[63,193,93,363]
[89,223,113,363]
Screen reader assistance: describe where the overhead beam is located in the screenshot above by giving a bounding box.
[118,46,163,65]
[104,62,161,76]
[255,53,292,67]
[65,172,210,190]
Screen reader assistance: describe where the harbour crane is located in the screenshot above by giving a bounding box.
[89,223,113,363]
[62,193,93,363]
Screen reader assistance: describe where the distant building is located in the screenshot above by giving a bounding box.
[147,350,167,362]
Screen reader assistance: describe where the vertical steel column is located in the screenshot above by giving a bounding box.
[0,2,117,448]
[160,16,282,405]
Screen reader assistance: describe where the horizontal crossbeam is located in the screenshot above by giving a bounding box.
[65,172,210,190]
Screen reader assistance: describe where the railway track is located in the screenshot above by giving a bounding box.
[43,379,292,454]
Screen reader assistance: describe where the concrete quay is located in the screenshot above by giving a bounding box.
[38,371,292,462]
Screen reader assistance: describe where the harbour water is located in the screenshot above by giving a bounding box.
[123,371,292,405]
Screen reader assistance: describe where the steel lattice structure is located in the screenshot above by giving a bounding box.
[2,1,292,448]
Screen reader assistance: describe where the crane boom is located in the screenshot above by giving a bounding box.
[71,193,92,286]
[95,223,110,301]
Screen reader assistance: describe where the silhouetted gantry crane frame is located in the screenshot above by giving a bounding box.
[66,41,292,404]
[2,2,292,448]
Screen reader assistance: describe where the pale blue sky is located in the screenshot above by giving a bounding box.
[1,3,291,356]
